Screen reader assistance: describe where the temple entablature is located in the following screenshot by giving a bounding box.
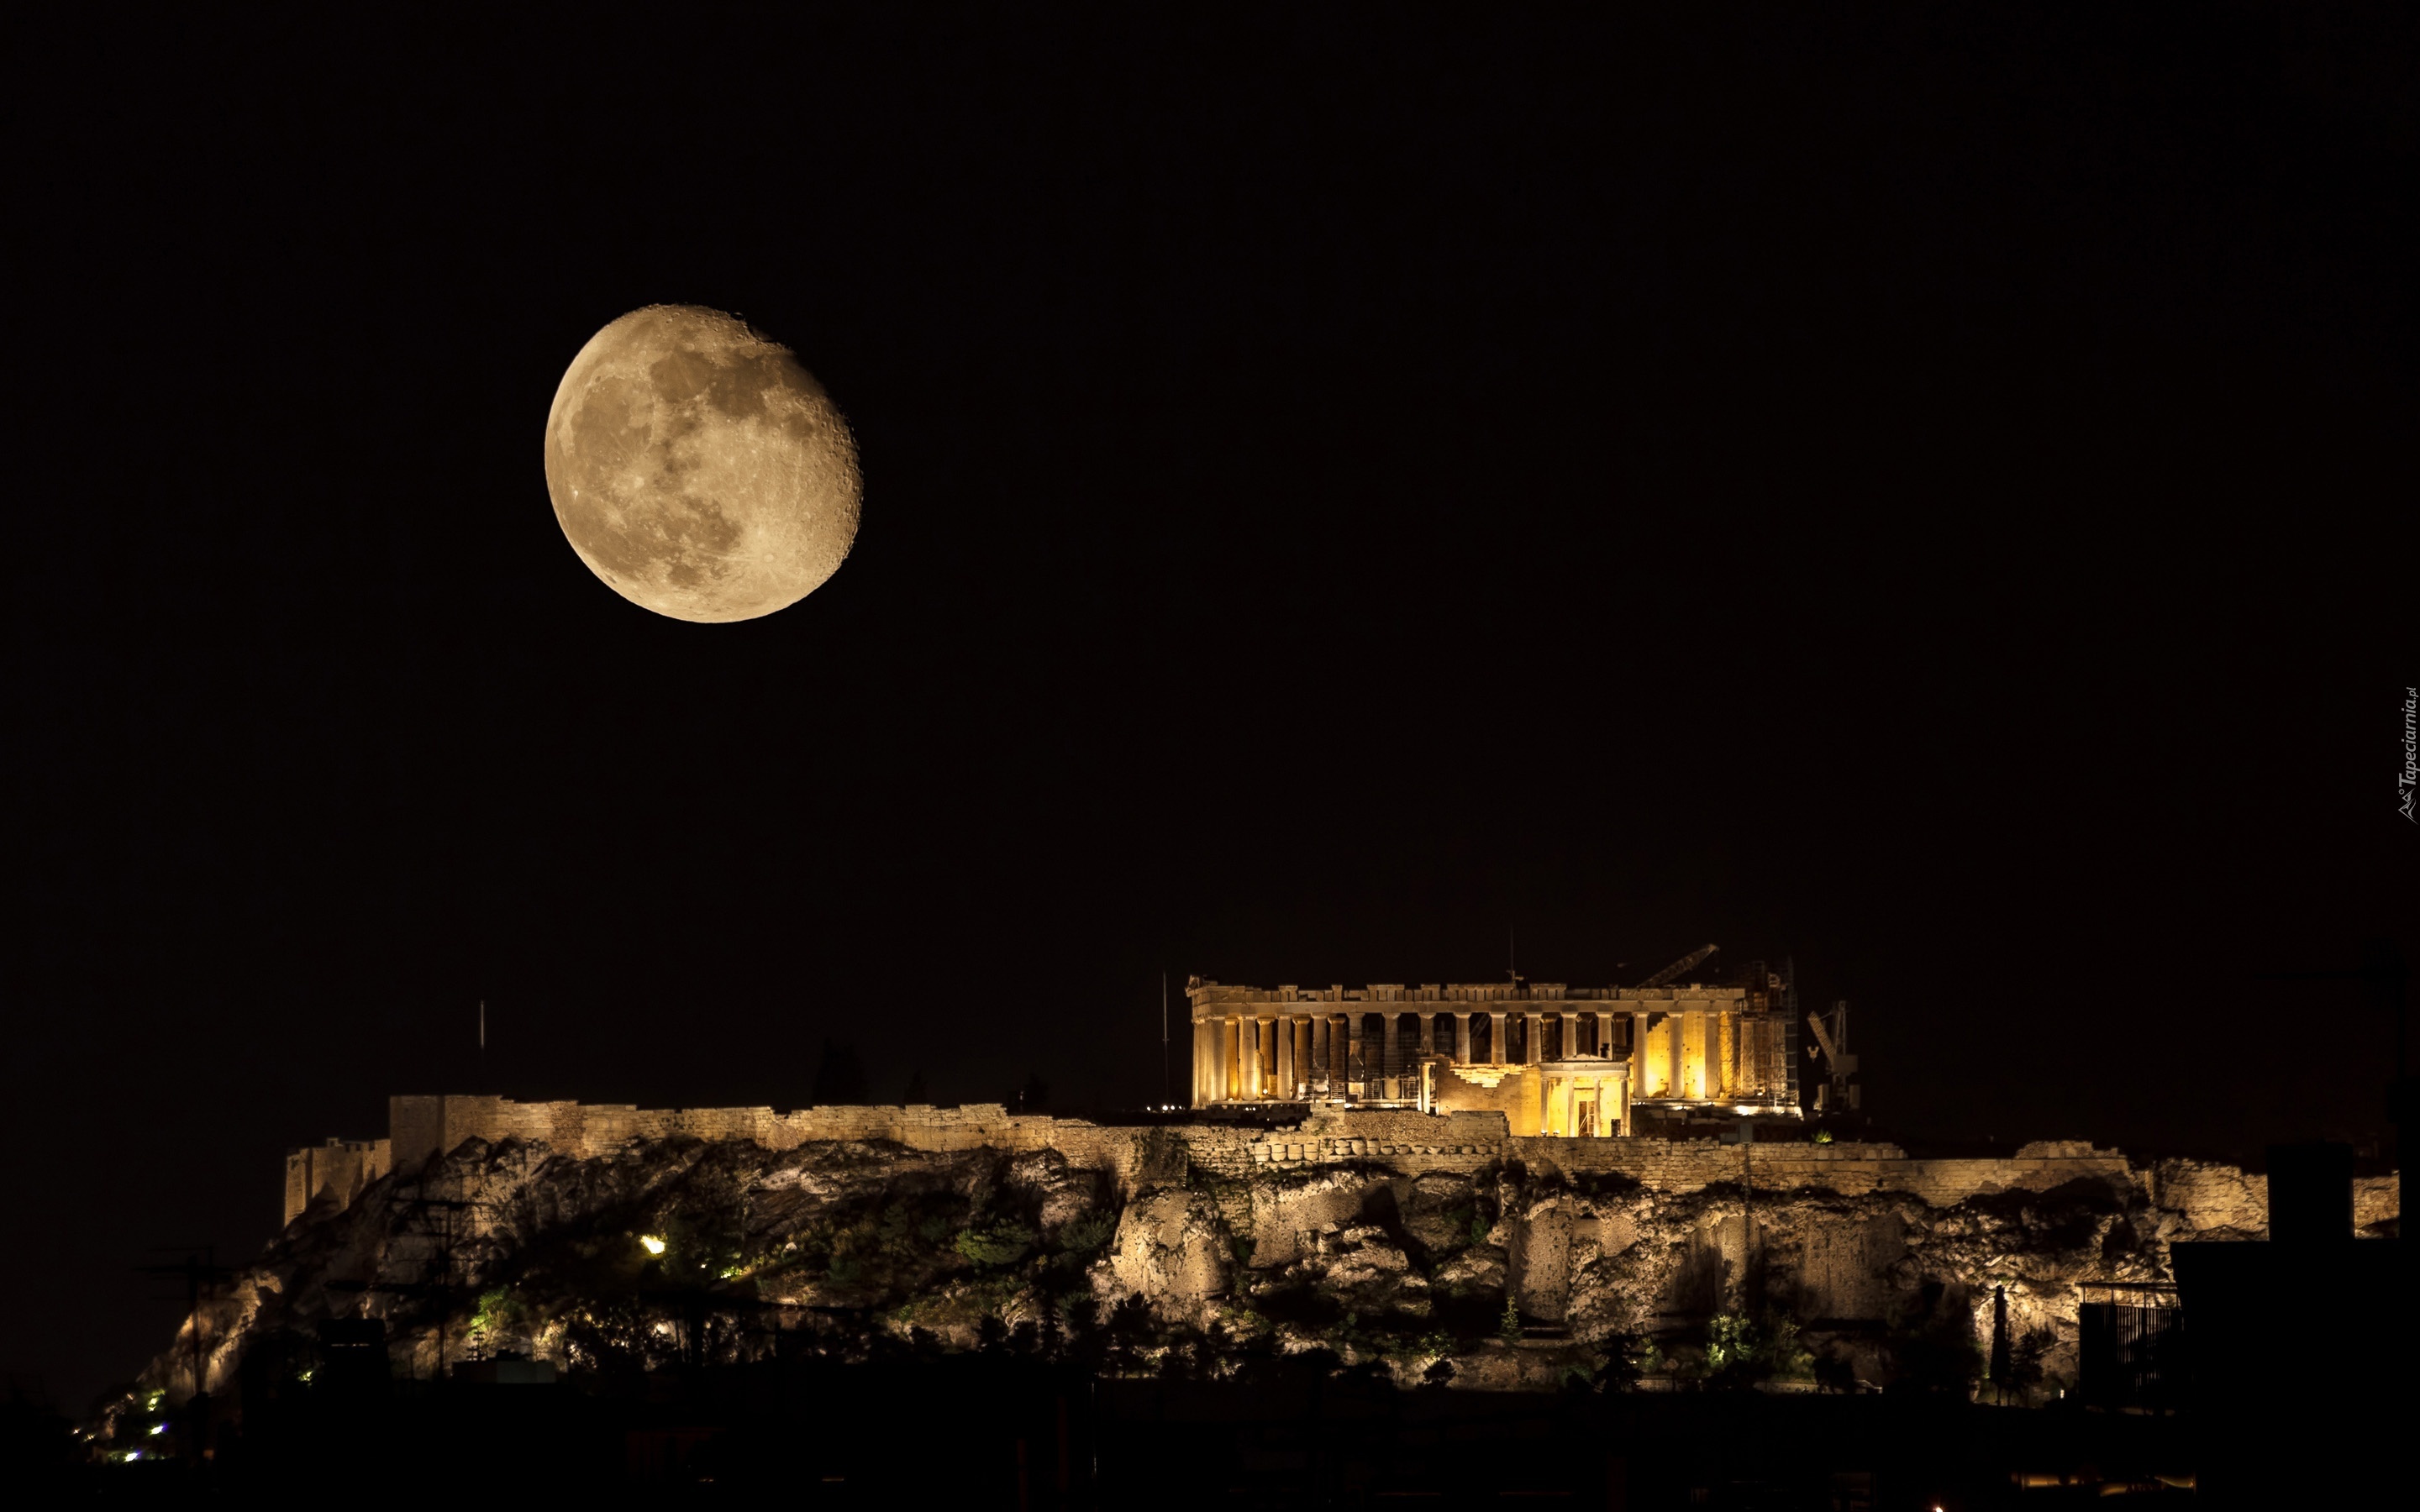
[1186,974,1801,1135]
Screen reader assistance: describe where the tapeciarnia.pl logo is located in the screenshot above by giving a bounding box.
[2402,685,2417,823]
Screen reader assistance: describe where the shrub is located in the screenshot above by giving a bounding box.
[1705,1310,1813,1387]
[1707,1313,1756,1373]
[1057,1211,1116,1254]
[467,1287,525,1346]
[1760,1315,1815,1380]
[955,1221,1036,1268]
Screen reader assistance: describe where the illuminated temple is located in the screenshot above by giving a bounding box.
[1187,973,1802,1136]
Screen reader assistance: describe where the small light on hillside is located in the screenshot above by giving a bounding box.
[640,1235,666,1256]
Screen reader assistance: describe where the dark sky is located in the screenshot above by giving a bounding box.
[11,5,2413,1410]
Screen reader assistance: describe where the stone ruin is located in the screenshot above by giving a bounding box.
[210,1090,2402,1407]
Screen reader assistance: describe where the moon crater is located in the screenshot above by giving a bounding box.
[544,306,860,622]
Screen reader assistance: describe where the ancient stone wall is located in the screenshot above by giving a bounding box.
[2141,1157,2401,1240]
[282,1137,392,1226]
[249,1095,2405,1407]
[383,1095,1150,1193]
[1427,1064,1541,1128]
[331,1096,2397,1248]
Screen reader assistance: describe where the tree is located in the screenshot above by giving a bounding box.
[1590,1334,1644,1393]
[2005,1326,2053,1404]
[1987,1286,2014,1402]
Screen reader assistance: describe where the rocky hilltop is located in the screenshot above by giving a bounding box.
[110,1106,2399,1431]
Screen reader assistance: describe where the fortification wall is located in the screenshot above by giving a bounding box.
[392,1095,1084,1161]
[282,1137,392,1226]
[1228,1116,2133,1207]
[384,1095,1151,1192]
[316,1096,2398,1240]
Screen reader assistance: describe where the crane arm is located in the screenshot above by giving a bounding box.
[1638,943,1718,990]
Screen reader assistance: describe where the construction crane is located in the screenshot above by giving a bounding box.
[1805,1000,1860,1113]
[1637,944,1718,990]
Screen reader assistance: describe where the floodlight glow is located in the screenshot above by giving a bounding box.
[640,1235,666,1256]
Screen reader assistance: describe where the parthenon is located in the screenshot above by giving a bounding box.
[1188,974,1801,1136]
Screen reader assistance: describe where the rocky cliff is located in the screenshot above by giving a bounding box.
[109,1114,2399,1432]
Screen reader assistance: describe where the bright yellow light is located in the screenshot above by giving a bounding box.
[639,1235,666,1256]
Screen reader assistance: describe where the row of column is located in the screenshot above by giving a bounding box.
[1199,1010,1689,1102]
[1541,1068,1631,1137]
[1633,1010,1751,1101]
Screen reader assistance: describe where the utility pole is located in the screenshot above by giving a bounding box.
[138,1247,233,1408]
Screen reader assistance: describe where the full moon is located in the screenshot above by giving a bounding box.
[543,306,860,622]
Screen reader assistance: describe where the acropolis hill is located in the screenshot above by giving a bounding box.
[134,971,2390,1421]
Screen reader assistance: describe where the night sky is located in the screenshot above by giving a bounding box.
[12,6,2413,1410]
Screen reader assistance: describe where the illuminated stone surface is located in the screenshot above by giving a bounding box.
[168,1092,2391,1424]
[1186,979,1803,1134]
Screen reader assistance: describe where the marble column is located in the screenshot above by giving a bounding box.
[1455,1012,1471,1063]
[1347,1013,1365,1096]
[1382,1015,1400,1093]
[1312,1015,1331,1093]
[1419,1013,1435,1055]
[1277,1016,1297,1099]
[1524,1011,1543,1065]
[1489,1011,1507,1066]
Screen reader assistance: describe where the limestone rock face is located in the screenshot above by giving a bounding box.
[1104,1188,1231,1321]
[1266,1222,1433,1321]
[2147,1158,2269,1241]
[107,1121,2399,1425]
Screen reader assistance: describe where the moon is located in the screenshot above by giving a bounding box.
[544,306,860,622]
